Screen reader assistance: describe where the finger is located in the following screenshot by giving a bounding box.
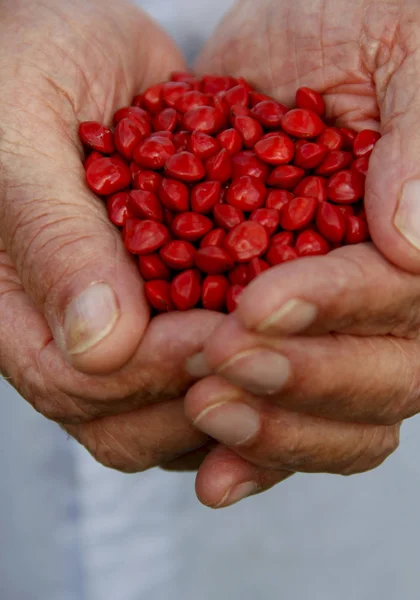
[185,377,400,475]
[187,316,420,425]
[194,445,293,508]
[160,442,217,472]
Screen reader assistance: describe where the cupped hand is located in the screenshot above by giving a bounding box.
[182,0,420,507]
[0,0,221,471]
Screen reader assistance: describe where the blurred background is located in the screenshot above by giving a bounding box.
[1,1,420,599]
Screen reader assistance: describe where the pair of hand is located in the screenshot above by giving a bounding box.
[1,0,420,508]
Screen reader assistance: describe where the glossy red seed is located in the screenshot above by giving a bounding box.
[337,205,355,218]
[171,212,213,241]
[191,181,221,213]
[165,151,205,182]
[228,264,249,286]
[271,231,294,246]
[159,240,196,269]
[294,142,328,169]
[79,122,115,154]
[231,151,269,181]
[281,108,325,138]
[296,230,330,256]
[213,95,230,124]
[162,81,192,108]
[202,275,229,311]
[217,128,243,154]
[84,151,102,170]
[195,246,234,274]
[145,280,173,312]
[205,148,232,182]
[248,258,270,281]
[344,216,370,244]
[251,100,288,128]
[107,192,131,227]
[226,284,245,313]
[351,156,370,177]
[188,130,220,159]
[265,190,293,212]
[315,151,353,176]
[340,127,357,149]
[254,133,295,165]
[133,136,175,169]
[131,94,144,108]
[143,84,165,114]
[113,106,152,126]
[296,87,325,116]
[202,75,237,94]
[294,176,327,203]
[326,170,365,203]
[316,202,347,243]
[249,91,271,107]
[138,254,171,281]
[224,85,249,107]
[127,190,164,222]
[171,71,201,86]
[130,161,142,180]
[250,208,280,236]
[133,170,162,193]
[353,129,381,157]
[149,131,174,141]
[173,131,190,151]
[200,228,226,248]
[228,104,252,127]
[280,196,317,231]
[266,243,298,266]
[158,178,189,212]
[224,221,269,262]
[227,176,267,211]
[123,218,169,254]
[153,108,179,132]
[114,118,151,159]
[317,127,343,151]
[268,165,305,189]
[176,91,210,113]
[234,115,263,148]
[213,204,245,230]
[184,106,223,134]
[86,157,131,195]
[164,209,174,226]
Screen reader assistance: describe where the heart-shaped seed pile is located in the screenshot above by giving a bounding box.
[79,73,380,313]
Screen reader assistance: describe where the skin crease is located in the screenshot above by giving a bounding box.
[180,0,420,508]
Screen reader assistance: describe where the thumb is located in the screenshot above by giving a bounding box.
[0,122,148,375]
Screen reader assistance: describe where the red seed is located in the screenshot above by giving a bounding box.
[160,240,196,269]
[202,275,229,311]
[344,216,370,244]
[296,230,330,256]
[224,221,269,262]
[173,131,190,151]
[171,212,213,241]
[296,87,325,116]
[86,156,131,195]
[164,209,174,226]
[138,254,171,281]
[188,130,220,159]
[316,202,347,243]
[149,131,174,141]
[317,127,343,151]
[251,100,288,128]
[268,165,305,189]
[153,108,179,132]
[231,151,269,181]
[213,204,245,230]
[191,181,221,213]
[133,170,162,193]
[228,104,253,127]
[184,106,224,134]
[271,231,294,246]
[165,151,206,182]
[107,192,131,227]
[265,190,293,212]
[294,142,328,169]
[217,128,243,154]
[145,280,173,312]
[84,151,102,170]
[353,129,381,157]
[113,106,151,127]
[229,264,249,286]
[162,81,192,108]
[79,122,115,154]
[202,75,237,94]
[205,148,232,182]
[171,71,202,87]
[315,151,353,176]
[170,269,202,310]
[280,196,317,231]
[133,136,175,169]
[224,85,249,107]
[340,127,357,149]
[351,155,370,177]
[143,84,165,114]
[123,218,169,254]
[195,246,234,274]
[254,133,295,165]
[249,92,272,107]
[337,205,355,218]
[281,108,325,138]
[114,118,151,159]
[176,91,210,113]
[326,170,365,203]
[158,178,189,212]
[226,285,245,313]
[127,190,164,222]
[248,258,270,281]
[227,176,267,211]
[234,115,263,148]
[249,208,280,236]
[294,176,327,203]
[266,243,298,265]
[200,228,226,248]
[131,94,144,107]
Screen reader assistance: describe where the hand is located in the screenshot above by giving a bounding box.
[182,0,420,507]
[0,0,221,471]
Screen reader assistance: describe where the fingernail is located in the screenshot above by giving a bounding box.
[217,349,290,395]
[215,481,259,508]
[185,352,212,378]
[255,298,318,335]
[394,180,420,250]
[194,401,260,446]
[64,283,119,355]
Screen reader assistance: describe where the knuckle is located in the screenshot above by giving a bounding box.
[341,425,399,476]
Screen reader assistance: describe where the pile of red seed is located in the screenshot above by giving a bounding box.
[79,73,380,313]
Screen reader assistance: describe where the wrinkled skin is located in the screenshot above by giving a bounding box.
[182,0,420,508]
